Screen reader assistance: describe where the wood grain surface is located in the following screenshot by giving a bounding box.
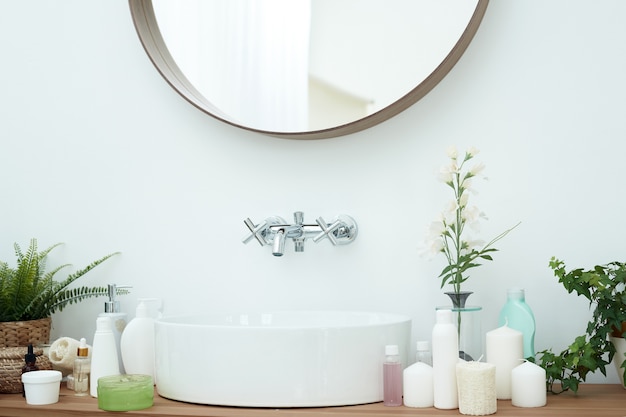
[0,384,624,417]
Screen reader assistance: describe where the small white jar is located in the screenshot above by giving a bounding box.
[21,370,62,405]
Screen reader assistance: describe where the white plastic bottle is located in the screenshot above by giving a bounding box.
[403,341,434,408]
[98,284,129,373]
[432,309,459,409]
[383,345,403,406]
[120,300,156,382]
[498,288,536,359]
[90,316,120,397]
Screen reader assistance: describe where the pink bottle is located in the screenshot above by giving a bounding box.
[383,345,403,406]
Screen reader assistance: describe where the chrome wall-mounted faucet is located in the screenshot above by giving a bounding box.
[243,211,358,256]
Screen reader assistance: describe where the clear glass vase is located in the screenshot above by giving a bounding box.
[438,293,483,361]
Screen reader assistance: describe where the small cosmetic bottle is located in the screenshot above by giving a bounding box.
[383,344,403,406]
[21,344,39,396]
[73,337,90,396]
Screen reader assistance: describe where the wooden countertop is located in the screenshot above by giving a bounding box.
[0,384,624,417]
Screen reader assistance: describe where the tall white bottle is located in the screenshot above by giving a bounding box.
[120,300,156,382]
[90,316,120,397]
[98,284,128,374]
[432,309,459,409]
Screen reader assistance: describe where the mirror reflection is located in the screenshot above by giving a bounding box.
[151,0,480,133]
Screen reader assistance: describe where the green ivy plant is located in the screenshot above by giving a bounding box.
[530,257,626,394]
[0,238,122,322]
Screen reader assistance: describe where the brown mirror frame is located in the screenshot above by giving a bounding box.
[129,0,489,140]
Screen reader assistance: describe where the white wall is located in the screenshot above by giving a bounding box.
[1,1,624,384]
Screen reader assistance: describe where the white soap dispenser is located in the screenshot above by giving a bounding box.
[120,298,160,383]
[98,284,129,373]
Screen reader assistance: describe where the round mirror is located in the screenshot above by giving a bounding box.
[129,0,488,139]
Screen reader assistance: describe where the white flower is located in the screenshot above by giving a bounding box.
[462,205,482,223]
[466,146,480,157]
[420,221,446,259]
[462,178,475,194]
[422,237,444,259]
[469,161,486,177]
[427,219,446,238]
[443,201,459,225]
[437,161,457,184]
[447,145,459,159]
[463,206,487,232]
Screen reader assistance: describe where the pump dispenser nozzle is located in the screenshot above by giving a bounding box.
[104,284,132,313]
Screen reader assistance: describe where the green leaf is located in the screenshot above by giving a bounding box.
[0,239,122,321]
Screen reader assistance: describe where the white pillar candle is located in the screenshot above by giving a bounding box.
[511,361,546,408]
[485,324,523,399]
[403,362,434,408]
[456,361,497,416]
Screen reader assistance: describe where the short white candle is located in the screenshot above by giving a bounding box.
[403,362,434,408]
[485,324,523,399]
[456,361,497,416]
[511,361,546,407]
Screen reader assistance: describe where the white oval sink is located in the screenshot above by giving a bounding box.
[154,311,411,407]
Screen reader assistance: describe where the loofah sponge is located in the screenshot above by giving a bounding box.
[48,337,92,376]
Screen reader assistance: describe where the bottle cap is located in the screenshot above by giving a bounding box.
[77,337,89,357]
[507,288,525,300]
[416,340,430,351]
[24,344,36,363]
[137,298,162,319]
[135,301,149,318]
[385,345,399,355]
[436,309,453,324]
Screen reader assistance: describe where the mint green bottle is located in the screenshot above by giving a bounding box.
[498,288,536,359]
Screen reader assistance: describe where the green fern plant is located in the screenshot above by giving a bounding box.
[0,238,121,322]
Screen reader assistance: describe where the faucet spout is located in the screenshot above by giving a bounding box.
[272,228,287,256]
[243,212,358,256]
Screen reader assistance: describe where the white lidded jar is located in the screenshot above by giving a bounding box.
[403,341,434,408]
[90,316,120,397]
[432,309,459,409]
[120,299,157,382]
[22,370,63,405]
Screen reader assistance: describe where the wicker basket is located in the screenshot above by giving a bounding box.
[0,346,53,393]
[0,317,51,347]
